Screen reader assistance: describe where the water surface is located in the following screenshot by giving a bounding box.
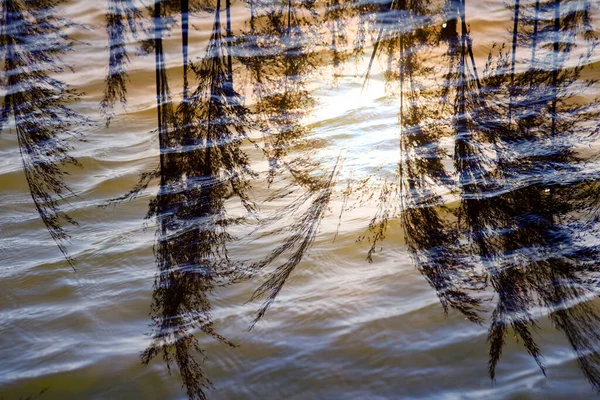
[2,0,600,399]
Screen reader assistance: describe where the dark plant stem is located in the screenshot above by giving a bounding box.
[509,0,520,123]
[182,0,189,103]
[225,0,233,83]
[531,0,540,68]
[552,0,560,135]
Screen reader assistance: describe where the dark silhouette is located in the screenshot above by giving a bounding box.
[94,0,600,398]
[102,0,143,124]
[240,0,322,184]
[0,0,87,268]
[139,1,255,398]
[247,156,341,327]
[396,0,485,322]
[437,0,600,386]
[359,0,600,390]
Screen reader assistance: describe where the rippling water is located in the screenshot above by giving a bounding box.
[2,0,600,399]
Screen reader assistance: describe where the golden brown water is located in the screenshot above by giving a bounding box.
[2,0,600,399]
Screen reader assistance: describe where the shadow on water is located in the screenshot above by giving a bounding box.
[3,0,600,398]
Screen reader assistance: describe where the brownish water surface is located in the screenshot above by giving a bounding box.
[2,0,600,399]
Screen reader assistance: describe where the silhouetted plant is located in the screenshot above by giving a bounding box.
[438,0,600,384]
[247,156,341,327]
[102,0,143,124]
[397,0,485,322]
[0,0,88,267]
[139,1,257,398]
[239,0,322,184]
[96,0,600,397]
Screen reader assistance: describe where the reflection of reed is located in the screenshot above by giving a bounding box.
[441,0,600,384]
[248,156,341,327]
[1,0,87,268]
[93,0,600,398]
[399,1,485,324]
[102,0,142,124]
[139,2,254,399]
[99,0,337,396]
[354,0,600,389]
[240,0,321,183]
